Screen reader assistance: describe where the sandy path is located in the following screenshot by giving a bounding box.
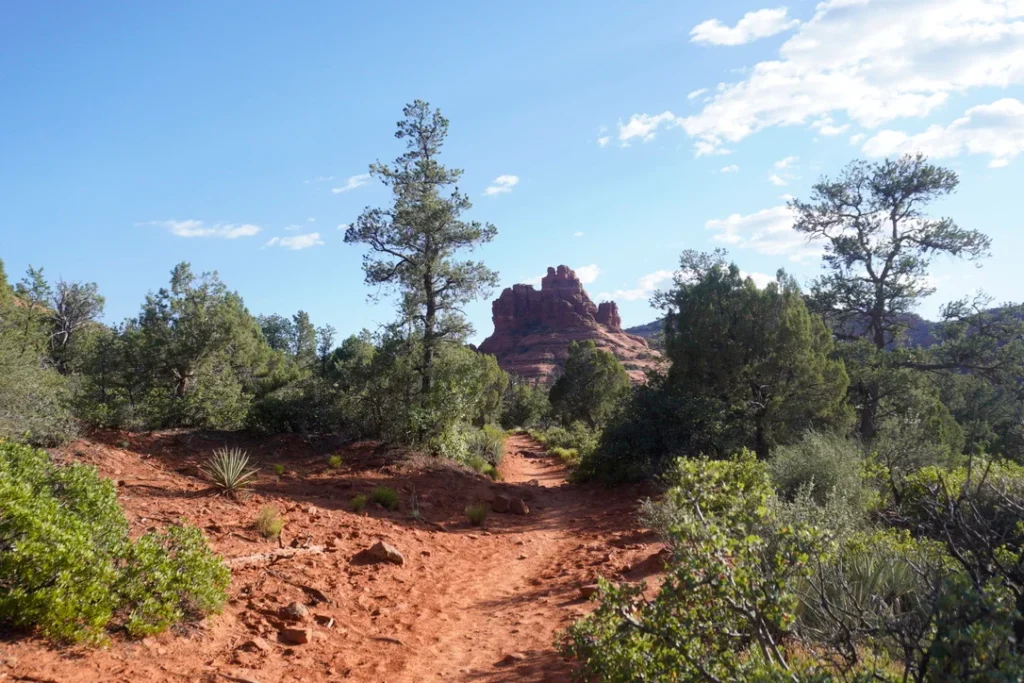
[2,433,659,683]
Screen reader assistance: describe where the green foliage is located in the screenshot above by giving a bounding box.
[246,377,346,435]
[500,381,549,429]
[0,442,227,643]
[549,341,630,429]
[327,454,343,469]
[770,431,867,507]
[351,494,368,513]
[200,447,259,496]
[466,424,505,466]
[659,251,852,458]
[465,502,489,526]
[272,463,286,477]
[253,506,283,539]
[118,525,230,638]
[564,454,828,680]
[344,100,499,423]
[371,486,399,511]
[549,446,579,465]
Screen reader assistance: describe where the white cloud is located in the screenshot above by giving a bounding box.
[618,111,679,143]
[331,174,371,194]
[144,220,261,239]
[862,98,1024,168]
[573,231,585,237]
[667,0,1024,155]
[283,224,302,232]
[720,164,741,172]
[597,269,675,302]
[484,175,520,196]
[741,270,776,288]
[307,217,316,223]
[812,117,850,136]
[576,264,602,284]
[687,88,709,100]
[705,204,821,262]
[336,223,349,231]
[597,136,611,147]
[849,133,866,145]
[690,7,800,46]
[769,173,789,186]
[263,232,324,250]
[773,155,799,169]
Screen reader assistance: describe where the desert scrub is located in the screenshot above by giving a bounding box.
[327,454,343,469]
[465,502,490,526]
[272,463,286,476]
[466,424,506,466]
[0,441,228,644]
[371,486,399,510]
[253,506,284,539]
[550,446,580,465]
[201,446,259,497]
[351,494,368,512]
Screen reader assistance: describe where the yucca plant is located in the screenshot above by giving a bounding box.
[201,447,259,497]
[465,502,490,526]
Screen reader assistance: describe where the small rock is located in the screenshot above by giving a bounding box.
[526,479,540,486]
[497,652,527,666]
[278,627,313,645]
[364,541,405,566]
[492,495,511,513]
[580,584,599,599]
[509,498,530,515]
[313,614,334,628]
[280,602,309,622]
[238,637,271,653]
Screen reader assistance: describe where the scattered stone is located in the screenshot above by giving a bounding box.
[509,498,530,515]
[363,541,405,566]
[313,614,334,628]
[279,602,309,622]
[497,652,527,666]
[237,637,271,653]
[278,627,313,645]
[580,584,600,599]
[526,479,540,487]
[492,495,511,513]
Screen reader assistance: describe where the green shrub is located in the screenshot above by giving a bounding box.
[465,502,489,526]
[327,454,343,469]
[371,486,399,510]
[550,446,579,465]
[465,424,505,466]
[253,506,283,539]
[201,447,258,497]
[351,494,368,512]
[0,442,228,644]
[0,362,77,446]
[770,431,867,506]
[272,463,286,476]
[117,525,230,637]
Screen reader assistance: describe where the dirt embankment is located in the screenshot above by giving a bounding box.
[0,432,664,682]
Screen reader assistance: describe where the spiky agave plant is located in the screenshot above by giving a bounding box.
[201,447,259,497]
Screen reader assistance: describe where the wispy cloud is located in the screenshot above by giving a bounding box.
[774,155,798,169]
[331,174,371,194]
[768,173,789,186]
[618,111,679,144]
[484,175,520,196]
[597,269,675,302]
[573,231,585,237]
[705,204,820,262]
[597,136,611,147]
[720,164,740,173]
[619,0,1024,157]
[263,232,325,250]
[687,88,709,101]
[690,7,799,46]
[862,98,1024,169]
[143,220,261,239]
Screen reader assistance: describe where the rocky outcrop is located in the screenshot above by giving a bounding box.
[478,265,661,384]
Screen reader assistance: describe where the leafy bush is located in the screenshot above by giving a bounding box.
[351,494,368,512]
[0,361,77,446]
[272,463,286,476]
[0,442,228,643]
[117,525,230,637]
[371,486,399,510]
[466,424,505,466]
[549,446,579,465]
[327,454,343,469]
[465,502,489,526]
[500,382,549,429]
[770,431,867,506]
[253,506,283,539]
[201,447,259,497]
[246,378,346,435]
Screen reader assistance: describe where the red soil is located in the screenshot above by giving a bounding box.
[0,432,663,682]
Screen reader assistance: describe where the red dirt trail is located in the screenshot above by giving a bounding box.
[0,433,663,682]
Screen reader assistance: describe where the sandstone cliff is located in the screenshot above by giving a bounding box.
[478,265,661,383]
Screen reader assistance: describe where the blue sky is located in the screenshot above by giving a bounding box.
[2,0,1022,343]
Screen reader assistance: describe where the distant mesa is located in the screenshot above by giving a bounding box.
[478,265,662,384]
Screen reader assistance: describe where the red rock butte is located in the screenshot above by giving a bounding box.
[478,265,661,384]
